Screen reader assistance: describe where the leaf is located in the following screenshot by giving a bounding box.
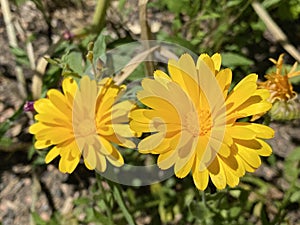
[290,190,300,203]
[112,184,136,225]
[10,46,30,66]
[284,147,300,182]
[221,53,253,68]
[93,31,107,63]
[64,52,84,74]
[73,197,90,205]
[31,211,47,225]
[189,201,213,223]
[262,0,281,9]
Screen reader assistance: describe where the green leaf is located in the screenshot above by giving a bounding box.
[64,52,84,74]
[73,197,90,205]
[262,0,281,9]
[189,201,213,221]
[93,31,107,63]
[229,206,242,218]
[221,53,253,68]
[112,184,136,225]
[284,147,300,182]
[290,190,300,203]
[31,211,47,225]
[10,46,30,66]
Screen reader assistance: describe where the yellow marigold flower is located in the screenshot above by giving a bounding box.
[29,76,135,173]
[258,53,300,102]
[130,53,274,190]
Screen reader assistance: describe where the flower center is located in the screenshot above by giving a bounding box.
[76,118,97,137]
[184,110,212,137]
[199,109,213,136]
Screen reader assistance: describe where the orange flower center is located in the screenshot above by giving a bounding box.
[184,110,212,137]
[199,109,213,136]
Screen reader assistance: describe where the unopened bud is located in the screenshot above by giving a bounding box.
[269,98,300,121]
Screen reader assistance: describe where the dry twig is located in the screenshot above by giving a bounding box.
[1,0,27,98]
[252,1,300,62]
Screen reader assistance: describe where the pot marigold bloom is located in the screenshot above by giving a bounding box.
[29,76,136,173]
[258,54,300,102]
[130,53,274,190]
[256,54,300,120]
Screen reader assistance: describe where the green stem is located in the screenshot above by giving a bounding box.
[96,173,114,223]
[72,0,110,37]
[201,191,206,206]
[92,0,110,34]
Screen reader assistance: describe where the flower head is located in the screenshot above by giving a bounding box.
[29,76,135,173]
[130,53,274,190]
[256,54,300,120]
[258,54,300,102]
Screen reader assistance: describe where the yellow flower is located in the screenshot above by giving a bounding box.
[130,53,274,190]
[258,53,300,102]
[29,76,135,173]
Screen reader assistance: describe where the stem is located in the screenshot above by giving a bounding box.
[111,183,136,225]
[201,191,206,206]
[92,0,110,34]
[96,173,114,223]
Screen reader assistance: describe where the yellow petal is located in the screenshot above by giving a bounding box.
[84,145,97,170]
[175,152,195,178]
[157,149,177,170]
[45,146,60,163]
[228,125,256,140]
[98,136,114,155]
[154,70,172,85]
[221,161,240,187]
[192,165,209,191]
[226,74,258,113]
[35,139,52,149]
[95,152,107,172]
[67,156,80,173]
[35,127,73,144]
[198,54,215,73]
[208,156,227,190]
[138,132,166,152]
[211,53,221,71]
[215,68,232,99]
[106,147,124,167]
[256,139,272,156]
[47,89,71,115]
[236,143,261,168]
[235,122,274,139]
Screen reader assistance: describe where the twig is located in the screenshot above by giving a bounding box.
[139,0,155,77]
[31,55,49,100]
[1,0,27,98]
[14,20,36,70]
[251,1,300,62]
[114,45,160,85]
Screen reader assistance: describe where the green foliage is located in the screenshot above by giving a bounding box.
[221,52,254,69]
[10,46,30,67]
